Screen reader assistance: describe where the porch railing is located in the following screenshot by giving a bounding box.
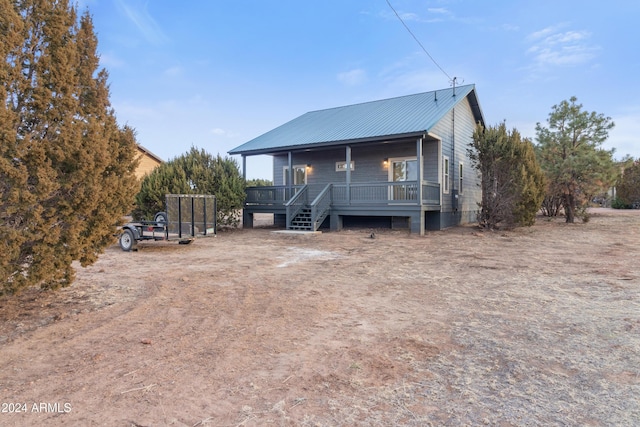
[422,181,440,205]
[331,181,440,205]
[245,181,440,210]
[310,184,333,231]
[284,185,309,228]
[245,185,303,206]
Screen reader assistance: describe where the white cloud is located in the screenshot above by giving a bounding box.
[380,6,452,24]
[525,25,599,70]
[210,128,238,138]
[527,25,561,41]
[337,68,367,86]
[545,30,590,44]
[399,11,420,21]
[115,0,168,45]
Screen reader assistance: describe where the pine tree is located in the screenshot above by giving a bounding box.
[0,0,138,294]
[536,97,617,223]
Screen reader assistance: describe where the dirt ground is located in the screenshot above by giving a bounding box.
[1,209,639,426]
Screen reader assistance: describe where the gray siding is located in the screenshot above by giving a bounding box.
[262,92,482,231]
[430,95,481,227]
[273,140,440,191]
[423,142,439,182]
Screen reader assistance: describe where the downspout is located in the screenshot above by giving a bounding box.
[451,79,458,212]
[451,102,457,212]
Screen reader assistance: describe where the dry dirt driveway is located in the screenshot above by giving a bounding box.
[1,209,639,426]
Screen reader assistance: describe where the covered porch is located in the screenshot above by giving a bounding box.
[242,179,441,234]
[239,135,444,235]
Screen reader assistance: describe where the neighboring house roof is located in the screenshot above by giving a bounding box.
[229,84,484,156]
[136,144,164,164]
[135,144,163,179]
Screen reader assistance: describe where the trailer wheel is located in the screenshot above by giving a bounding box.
[119,229,137,251]
[154,211,167,224]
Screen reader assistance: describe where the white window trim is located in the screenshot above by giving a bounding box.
[443,155,450,194]
[387,157,418,203]
[387,157,417,182]
[458,161,464,195]
[282,164,308,185]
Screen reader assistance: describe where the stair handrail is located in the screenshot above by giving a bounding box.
[285,185,308,229]
[310,183,333,231]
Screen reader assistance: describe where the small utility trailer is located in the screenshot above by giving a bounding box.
[119,194,216,251]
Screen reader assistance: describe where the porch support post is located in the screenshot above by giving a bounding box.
[287,151,293,198]
[410,212,424,235]
[330,212,343,231]
[345,145,352,204]
[416,137,425,236]
[417,137,423,205]
[242,155,247,180]
[243,210,254,229]
[241,155,250,229]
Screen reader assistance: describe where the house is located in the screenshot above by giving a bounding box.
[229,84,485,235]
[134,144,163,180]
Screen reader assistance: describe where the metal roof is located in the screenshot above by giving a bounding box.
[229,84,484,156]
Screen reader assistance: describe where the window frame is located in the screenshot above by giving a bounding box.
[443,155,450,194]
[282,164,307,185]
[388,157,418,202]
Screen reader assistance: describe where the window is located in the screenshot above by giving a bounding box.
[443,156,450,194]
[459,162,463,194]
[389,158,417,182]
[283,165,307,185]
[388,157,417,201]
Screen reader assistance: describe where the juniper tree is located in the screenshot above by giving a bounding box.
[468,122,545,229]
[246,178,273,187]
[134,147,245,227]
[0,0,138,294]
[616,159,640,208]
[536,97,616,223]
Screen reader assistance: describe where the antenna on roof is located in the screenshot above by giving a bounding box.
[451,77,464,97]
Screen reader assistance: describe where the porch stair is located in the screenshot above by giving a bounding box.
[289,208,313,231]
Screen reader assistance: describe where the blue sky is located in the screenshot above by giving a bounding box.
[78,0,639,179]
